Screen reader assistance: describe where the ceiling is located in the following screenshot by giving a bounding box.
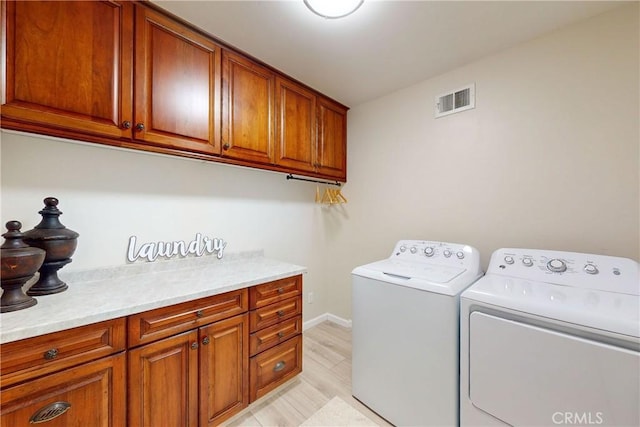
[153,0,623,107]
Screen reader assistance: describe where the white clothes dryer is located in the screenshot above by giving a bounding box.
[460,248,640,427]
[352,240,483,426]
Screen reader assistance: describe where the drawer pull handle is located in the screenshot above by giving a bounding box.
[277,287,285,294]
[191,342,198,350]
[29,401,71,423]
[277,331,285,338]
[273,361,286,372]
[277,310,285,317]
[202,336,210,345]
[44,349,58,360]
[195,310,204,318]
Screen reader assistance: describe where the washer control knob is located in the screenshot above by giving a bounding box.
[400,246,406,253]
[410,246,417,254]
[504,256,515,265]
[522,258,534,267]
[547,259,567,273]
[424,247,435,257]
[584,264,599,275]
[443,249,452,258]
[456,251,465,259]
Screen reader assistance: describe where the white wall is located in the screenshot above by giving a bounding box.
[0,132,332,322]
[326,3,640,319]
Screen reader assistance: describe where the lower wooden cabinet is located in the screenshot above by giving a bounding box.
[0,276,302,426]
[0,353,126,427]
[128,330,199,427]
[128,313,249,427]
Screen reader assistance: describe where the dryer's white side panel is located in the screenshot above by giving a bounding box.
[469,312,640,427]
[352,274,459,426]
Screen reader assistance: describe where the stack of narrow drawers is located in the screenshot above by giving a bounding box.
[248,275,303,401]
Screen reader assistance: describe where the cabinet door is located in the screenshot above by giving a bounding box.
[0,353,126,427]
[316,97,348,180]
[275,77,316,173]
[128,330,199,427]
[1,0,133,139]
[134,5,221,155]
[221,50,275,164]
[199,313,249,427]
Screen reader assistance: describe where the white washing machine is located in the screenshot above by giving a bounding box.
[352,240,483,426]
[460,248,640,427]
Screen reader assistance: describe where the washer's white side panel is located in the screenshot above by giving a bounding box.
[469,312,640,427]
[352,274,459,426]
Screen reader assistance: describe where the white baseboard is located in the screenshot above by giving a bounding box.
[303,312,352,331]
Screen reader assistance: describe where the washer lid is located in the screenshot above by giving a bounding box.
[352,259,479,295]
[462,275,640,338]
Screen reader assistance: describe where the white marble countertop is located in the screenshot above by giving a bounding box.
[0,251,306,344]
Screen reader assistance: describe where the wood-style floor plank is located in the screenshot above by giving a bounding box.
[222,321,392,426]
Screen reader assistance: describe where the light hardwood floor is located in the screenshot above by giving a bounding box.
[223,321,392,427]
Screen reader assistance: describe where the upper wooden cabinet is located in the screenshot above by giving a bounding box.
[275,78,348,181]
[133,5,221,155]
[275,77,316,173]
[317,97,348,180]
[0,0,134,139]
[1,0,347,181]
[221,49,275,165]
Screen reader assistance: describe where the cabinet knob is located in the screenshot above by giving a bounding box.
[135,123,145,132]
[273,361,286,372]
[191,342,198,350]
[277,310,285,317]
[44,348,59,360]
[223,143,230,150]
[121,120,132,129]
[195,310,204,318]
[277,331,285,338]
[201,336,210,345]
[277,287,285,294]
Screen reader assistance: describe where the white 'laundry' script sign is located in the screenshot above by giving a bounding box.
[127,233,227,262]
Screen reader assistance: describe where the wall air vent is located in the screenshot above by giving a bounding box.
[435,83,475,118]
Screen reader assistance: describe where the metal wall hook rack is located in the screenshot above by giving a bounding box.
[286,174,342,187]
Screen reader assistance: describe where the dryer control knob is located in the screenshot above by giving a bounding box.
[522,258,534,267]
[504,256,515,265]
[443,249,452,258]
[547,259,567,273]
[424,247,435,257]
[456,251,465,259]
[410,247,417,254]
[584,264,599,275]
[400,246,406,252]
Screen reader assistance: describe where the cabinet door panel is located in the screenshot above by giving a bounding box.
[134,5,221,155]
[275,77,315,172]
[0,353,126,427]
[222,50,274,164]
[128,330,199,427]
[317,98,347,180]
[199,314,249,426]
[1,0,133,138]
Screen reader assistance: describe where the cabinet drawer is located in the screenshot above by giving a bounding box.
[249,275,302,309]
[249,335,302,402]
[1,352,126,427]
[128,289,248,347]
[1,318,126,388]
[249,296,301,332]
[250,315,301,356]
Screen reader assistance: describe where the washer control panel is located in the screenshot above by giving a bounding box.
[487,248,639,295]
[391,240,480,269]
